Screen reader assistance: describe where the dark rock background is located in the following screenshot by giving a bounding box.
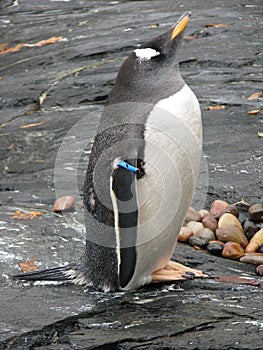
[0,0,262,349]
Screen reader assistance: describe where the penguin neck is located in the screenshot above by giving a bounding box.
[107,64,185,105]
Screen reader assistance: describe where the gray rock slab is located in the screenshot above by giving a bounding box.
[0,0,263,349]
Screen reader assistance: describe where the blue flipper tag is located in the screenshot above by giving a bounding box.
[117,161,139,173]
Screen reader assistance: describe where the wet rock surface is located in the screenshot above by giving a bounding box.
[0,0,263,349]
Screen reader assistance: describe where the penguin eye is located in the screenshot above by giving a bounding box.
[134,48,160,63]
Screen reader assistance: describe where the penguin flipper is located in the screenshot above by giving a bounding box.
[12,264,79,282]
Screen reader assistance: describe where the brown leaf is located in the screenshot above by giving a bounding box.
[203,23,229,28]
[25,36,64,47]
[18,258,37,273]
[53,196,75,212]
[12,210,44,220]
[248,91,263,100]
[248,109,260,115]
[184,35,198,40]
[203,105,225,111]
[0,43,25,54]
[214,276,260,286]
[0,42,9,51]
[19,121,46,129]
[0,36,64,55]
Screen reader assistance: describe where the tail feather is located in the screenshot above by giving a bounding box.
[12,264,76,282]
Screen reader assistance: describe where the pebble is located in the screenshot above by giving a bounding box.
[222,242,244,259]
[242,219,258,240]
[207,241,224,257]
[53,195,75,212]
[184,207,202,223]
[210,199,229,217]
[248,203,263,222]
[216,225,248,248]
[256,265,263,276]
[202,215,218,232]
[178,227,193,242]
[186,221,204,235]
[199,209,210,219]
[221,205,239,218]
[217,213,248,247]
[194,228,215,241]
[218,213,243,230]
[245,228,263,253]
[240,253,263,265]
[188,236,209,249]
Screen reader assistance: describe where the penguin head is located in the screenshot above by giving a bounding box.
[134,11,191,67]
[108,12,191,103]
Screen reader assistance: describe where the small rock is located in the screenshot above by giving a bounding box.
[222,242,244,260]
[186,221,204,235]
[245,228,263,253]
[215,225,248,248]
[218,213,243,230]
[178,227,193,242]
[53,196,75,212]
[207,241,224,257]
[199,209,210,219]
[194,228,215,241]
[188,236,209,249]
[202,215,218,232]
[256,265,263,276]
[210,199,229,217]
[242,219,258,241]
[221,205,239,218]
[248,203,263,222]
[184,207,202,223]
[240,253,263,265]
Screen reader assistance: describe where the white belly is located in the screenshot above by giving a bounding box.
[124,84,202,290]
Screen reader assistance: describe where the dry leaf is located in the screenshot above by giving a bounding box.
[19,121,46,129]
[248,109,260,115]
[0,36,64,55]
[203,105,225,111]
[0,42,9,51]
[53,196,75,212]
[203,23,229,28]
[25,36,64,47]
[184,35,198,40]
[19,258,37,273]
[248,91,263,100]
[12,210,44,220]
[149,23,159,28]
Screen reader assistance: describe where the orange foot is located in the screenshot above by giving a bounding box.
[151,260,208,282]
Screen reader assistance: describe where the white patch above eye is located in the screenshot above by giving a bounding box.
[134,48,160,62]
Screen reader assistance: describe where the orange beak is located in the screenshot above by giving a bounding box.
[171,12,191,40]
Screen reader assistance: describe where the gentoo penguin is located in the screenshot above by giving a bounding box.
[13,12,205,291]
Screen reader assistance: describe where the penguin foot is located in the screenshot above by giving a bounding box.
[151,260,208,282]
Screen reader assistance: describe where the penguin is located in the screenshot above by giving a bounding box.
[12,12,205,292]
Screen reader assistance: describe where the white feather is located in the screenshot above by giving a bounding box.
[134,48,160,62]
[109,175,121,275]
